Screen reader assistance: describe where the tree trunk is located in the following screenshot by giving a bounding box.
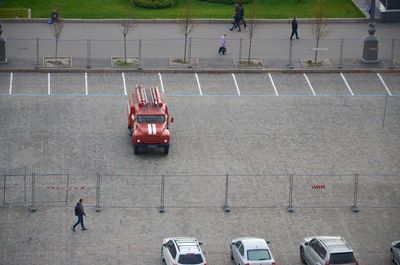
[183,35,188,63]
[55,39,58,61]
[248,37,253,64]
[124,35,127,63]
[314,37,320,64]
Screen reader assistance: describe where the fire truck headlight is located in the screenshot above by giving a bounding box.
[164,139,168,143]
[137,139,141,143]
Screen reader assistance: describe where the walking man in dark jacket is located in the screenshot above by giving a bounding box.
[238,3,246,28]
[290,16,299,39]
[72,199,87,232]
[230,10,241,32]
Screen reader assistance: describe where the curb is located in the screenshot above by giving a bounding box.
[0,68,398,73]
[0,18,373,24]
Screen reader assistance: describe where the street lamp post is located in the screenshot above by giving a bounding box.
[362,0,379,63]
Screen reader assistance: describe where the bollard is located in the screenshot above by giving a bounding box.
[29,173,37,212]
[287,174,294,212]
[238,38,242,68]
[0,23,7,64]
[137,39,142,70]
[390,39,395,69]
[35,38,40,69]
[159,175,165,213]
[86,39,91,69]
[222,174,230,212]
[65,174,70,205]
[351,174,359,212]
[338,38,344,69]
[287,38,293,69]
[188,37,192,68]
[2,174,5,206]
[95,173,101,212]
[24,166,27,204]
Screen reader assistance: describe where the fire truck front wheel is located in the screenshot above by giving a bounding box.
[163,146,169,155]
[134,145,140,155]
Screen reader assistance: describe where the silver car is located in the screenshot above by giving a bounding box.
[391,241,400,265]
[300,236,358,265]
[230,237,275,265]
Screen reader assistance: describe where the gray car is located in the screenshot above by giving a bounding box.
[391,241,400,265]
[300,236,358,265]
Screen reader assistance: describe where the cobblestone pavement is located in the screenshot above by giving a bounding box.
[0,72,399,265]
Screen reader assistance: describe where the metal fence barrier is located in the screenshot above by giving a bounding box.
[4,37,400,69]
[1,170,399,213]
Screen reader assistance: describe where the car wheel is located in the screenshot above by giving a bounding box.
[300,247,306,264]
[390,249,394,262]
[134,146,140,155]
[161,247,165,263]
[230,249,233,260]
[163,146,169,154]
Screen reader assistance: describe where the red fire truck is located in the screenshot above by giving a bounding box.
[127,86,173,154]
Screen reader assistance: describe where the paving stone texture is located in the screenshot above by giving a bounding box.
[0,73,399,265]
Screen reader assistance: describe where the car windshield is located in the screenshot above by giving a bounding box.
[247,249,271,261]
[137,115,165,123]
[177,254,204,264]
[329,252,356,264]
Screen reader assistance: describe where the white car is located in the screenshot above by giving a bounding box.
[230,237,276,265]
[161,237,207,265]
[391,241,400,265]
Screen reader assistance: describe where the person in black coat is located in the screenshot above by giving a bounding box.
[72,199,87,232]
[238,3,246,28]
[230,10,241,32]
[290,16,299,39]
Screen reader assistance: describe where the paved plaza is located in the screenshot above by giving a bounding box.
[1,71,400,264]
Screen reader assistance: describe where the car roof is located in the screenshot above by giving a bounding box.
[174,237,202,255]
[316,236,353,253]
[236,237,269,250]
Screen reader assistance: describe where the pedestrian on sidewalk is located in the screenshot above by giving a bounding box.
[238,3,246,28]
[230,10,241,32]
[50,9,58,24]
[72,199,87,232]
[218,33,227,55]
[290,16,299,39]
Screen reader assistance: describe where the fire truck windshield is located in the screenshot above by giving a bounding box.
[137,115,165,123]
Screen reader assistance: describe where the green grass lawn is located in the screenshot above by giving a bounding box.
[1,0,364,19]
[0,8,30,18]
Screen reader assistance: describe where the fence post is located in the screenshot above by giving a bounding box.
[390,38,395,69]
[35,38,40,69]
[382,94,388,128]
[2,174,5,206]
[351,174,359,212]
[24,166,27,204]
[238,38,242,68]
[159,175,165,213]
[86,39,91,69]
[95,173,101,212]
[338,38,344,69]
[29,173,36,212]
[222,173,230,212]
[287,174,294,212]
[287,38,293,69]
[65,174,70,205]
[188,37,192,68]
[137,39,142,70]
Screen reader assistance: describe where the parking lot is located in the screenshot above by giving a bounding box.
[0,72,399,265]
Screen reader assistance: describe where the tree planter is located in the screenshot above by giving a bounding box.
[300,58,332,68]
[43,56,72,68]
[169,58,199,68]
[111,57,139,68]
[393,58,400,68]
[233,58,264,68]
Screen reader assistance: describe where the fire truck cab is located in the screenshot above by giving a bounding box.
[127,86,173,155]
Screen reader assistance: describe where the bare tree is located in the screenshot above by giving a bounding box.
[120,10,136,63]
[311,0,330,64]
[49,18,64,62]
[246,0,257,64]
[178,0,197,63]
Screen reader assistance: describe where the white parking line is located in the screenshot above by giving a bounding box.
[232,73,240,96]
[122,72,127,95]
[85,73,88,95]
[268,73,279,96]
[195,73,202,96]
[377,73,392,96]
[9,72,13,95]
[303,73,316,95]
[340,73,354,95]
[47,73,51,95]
[158,73,165,93]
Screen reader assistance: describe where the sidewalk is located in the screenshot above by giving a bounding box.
[1,21,399,71]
